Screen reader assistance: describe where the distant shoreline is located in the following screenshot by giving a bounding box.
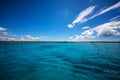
[0,41,120,43]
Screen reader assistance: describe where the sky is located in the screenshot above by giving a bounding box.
[0,0,120,41]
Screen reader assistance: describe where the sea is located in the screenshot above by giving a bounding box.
[0,42,120,80]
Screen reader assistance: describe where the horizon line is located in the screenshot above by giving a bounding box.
[0,40,120,43]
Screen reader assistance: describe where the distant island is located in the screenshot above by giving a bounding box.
[0,40,120,43]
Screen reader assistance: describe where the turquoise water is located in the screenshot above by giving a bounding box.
[0,42,120,80]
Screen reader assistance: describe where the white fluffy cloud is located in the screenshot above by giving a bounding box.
[68,6,95,28]
[93,21,120,36]
[70,21,120,41]
[0,34,44,41]
[69,35,95,41]
[0,27,44,41]
[0,27,14,41]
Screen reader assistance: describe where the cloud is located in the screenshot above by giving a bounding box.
[0,27,7,31]
[0,27,8,36]
[90,1,120,19]
[0,34,45,41]
[109,15,120,21]
[69,30,95,41]
[97,1,120,15]
[0,27,14,41]
[70,21,120,41]
[81,30,94,36]
[69,35,95,41]
[0,27,45,41]
[68,24,74,28]
[82,26,90,29]
[0,27,44,41]
[0,32,8,36]
[72,6,95,24]
[68,6,96,28]
[93,21,120,36]
[68,1,120,28]
[0,37,16,41]
[20,35,42,41]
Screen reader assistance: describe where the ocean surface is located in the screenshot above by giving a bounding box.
[0,42,120,80]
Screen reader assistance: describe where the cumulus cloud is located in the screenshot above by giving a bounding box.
[0,27,15,41]
[93,21,120,36]
[0,26,45,41]
[69,35,95,41]
[70,21,120,41]
[68,6,96,28]
[0,27,44,41]
[68,1,120,28]
[0,34,45,41]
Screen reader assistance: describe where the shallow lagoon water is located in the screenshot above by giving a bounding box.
[0,42,120,80]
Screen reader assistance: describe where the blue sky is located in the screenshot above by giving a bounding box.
[0,0,120,41]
